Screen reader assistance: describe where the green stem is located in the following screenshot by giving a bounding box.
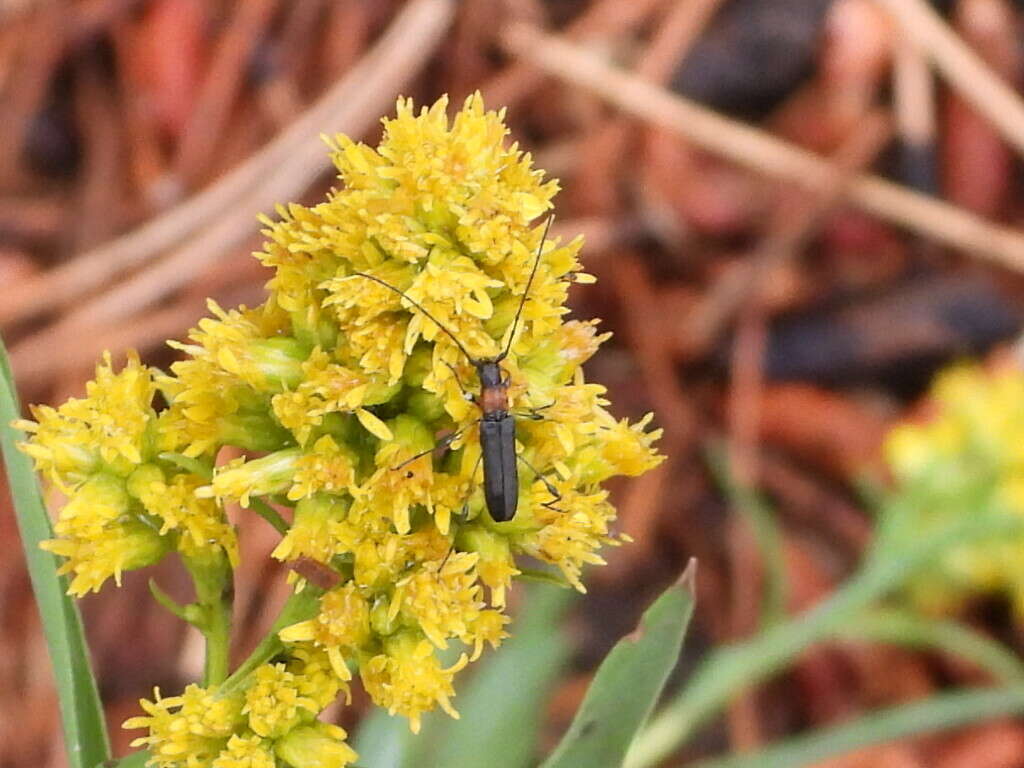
[625,510,1024,768]
[695,686,1024,768]
[183,553,234,687]
[251,497,290,534]
[203,588,232,686]
[221,589,322,694]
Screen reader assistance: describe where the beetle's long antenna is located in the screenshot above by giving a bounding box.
[348,272,476,364]
[497,215,554,362]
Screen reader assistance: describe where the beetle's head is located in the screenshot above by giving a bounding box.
[476,360,504,389]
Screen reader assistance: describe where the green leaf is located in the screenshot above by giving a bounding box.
[430,584,574,768]
[834,608,1024,683]
[540,561,697,768]
[0,337,111,768]
[695,686,1024,768]
[706,443,786,629]
[627,499,1024,768]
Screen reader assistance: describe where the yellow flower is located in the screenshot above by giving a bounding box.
[287,643,347,709]
[124,684,244,768]
[211,734,276,768]
[279,583,372,679]
[359,632,468,733]
[458,526,519,608]
[389,551,486,649]
[272,495,347,565]
[883,364,1024,616]
[242,663,319,738]
[128,466,239,567]
[40,473,167,596]
[205,450,302,507]
[357,414,438,534]
[288,436,359,501]
[516,482,619,592]
[169,301,302,393]
[334,515,451,590]
[274,722,358,768]
[17,351,156,489]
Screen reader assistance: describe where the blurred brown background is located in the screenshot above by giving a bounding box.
[5,0,1024,766]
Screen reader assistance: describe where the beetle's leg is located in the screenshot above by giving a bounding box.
[512,401,555,421]
[453,452,485,520]
[518,453,562,502]
[391,427,466,471]
[444,361,477,404]
[435,543,456,573]
[467,451,484,483]
[463,453,484,505]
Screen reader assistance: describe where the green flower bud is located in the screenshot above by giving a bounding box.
[274,722,358,768]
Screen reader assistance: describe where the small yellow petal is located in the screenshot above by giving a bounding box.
[356,409,393,441]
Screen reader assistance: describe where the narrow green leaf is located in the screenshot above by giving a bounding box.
[696,686,1024,768]
[627,500,1024,768]
[430,584,574,768]
[540,561,697,768]
[834,609,1024,683]
[0,337,110,768]
[707,443,786,628]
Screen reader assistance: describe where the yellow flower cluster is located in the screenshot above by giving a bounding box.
[885,363,1024,616]
[125,650,355,768]
[18,93,662,763]
[16,352,237,596]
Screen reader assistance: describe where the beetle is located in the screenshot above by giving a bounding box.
[349,217,557,522]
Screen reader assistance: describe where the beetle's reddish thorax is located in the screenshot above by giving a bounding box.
[480,385,509,416]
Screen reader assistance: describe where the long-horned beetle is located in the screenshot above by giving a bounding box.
[349,217,556,522]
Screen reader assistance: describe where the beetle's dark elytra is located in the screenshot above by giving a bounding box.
[348,216,554,523]
[480,417,518,522]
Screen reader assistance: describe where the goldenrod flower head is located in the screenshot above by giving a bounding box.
[210,734,275,768]
[389,551,489,651]
[287,643,347,709]
[274,722,358,768]
[359,633,468,734]
[272,495,347,564]
[39,473,168,596]
[22,93,663,741]
[288,436,358,501]
[458,526,519,608]
[124,684,244,768]
[884,363,1024,615]
[18,352,155,489]
[279,582,371,679]
[128,466,239,567]
[242,663,319,738]
[206,450,302,507]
